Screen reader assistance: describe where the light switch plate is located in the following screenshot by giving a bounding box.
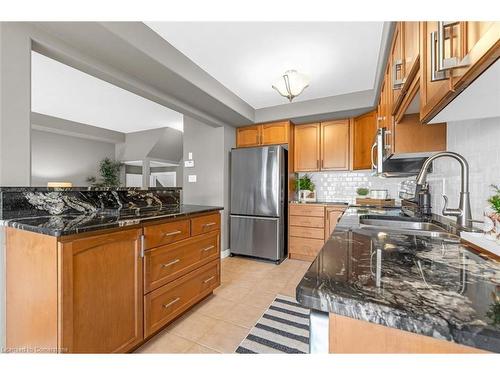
[188,175,197,183]
[184,160,194,168]
[188,152,193,160]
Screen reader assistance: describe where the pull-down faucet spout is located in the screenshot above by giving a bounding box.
[415,151,473,230]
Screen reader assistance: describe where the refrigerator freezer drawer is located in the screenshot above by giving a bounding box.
[230,215,284,261]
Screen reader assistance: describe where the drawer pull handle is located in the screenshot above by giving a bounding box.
[202,222,216,227]
[161,259,180,268]
[163,297,180,309]
[203,276,216,284]
[164,230,182,237]
[201,245,215,252]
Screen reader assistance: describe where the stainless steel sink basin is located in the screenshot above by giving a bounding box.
[359,216,459,241]
[359,218,448,233]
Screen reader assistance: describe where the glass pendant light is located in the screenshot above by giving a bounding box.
[272,70,310,102]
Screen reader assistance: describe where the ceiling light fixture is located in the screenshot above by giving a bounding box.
[272,70,310,102]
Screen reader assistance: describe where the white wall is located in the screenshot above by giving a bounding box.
[427,117,500,220]
[182,115,234,252]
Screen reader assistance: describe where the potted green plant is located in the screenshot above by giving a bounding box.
[295,174,316,203]
[356,187,370,197]
[87,158,122,188]
[485,184,500,243]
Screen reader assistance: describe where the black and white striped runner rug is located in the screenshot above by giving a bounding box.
[235,294,310,354]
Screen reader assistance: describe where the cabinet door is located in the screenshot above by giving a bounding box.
[294,123,320,172]
[420,21,455,123]
[451,22,500,89]
[352,111,377,170]
[390,23,404,110]
[325,209,344,239]
[261,121,289,145]
[377,73,388,129]
[236,125,261,147]
[403,21,420,83]
[59,229,143,353]
[321,120,350,171]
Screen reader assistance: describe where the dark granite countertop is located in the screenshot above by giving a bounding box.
[289,201,349,206]
[2,204,223,237]
[297,206,500,353]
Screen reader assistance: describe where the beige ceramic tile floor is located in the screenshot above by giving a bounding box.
[136,256,311,354]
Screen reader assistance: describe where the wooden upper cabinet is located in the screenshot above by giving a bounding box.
[58,229,144,353]
[321,120,350,171]
[450,22,500,89]
[391,23,404,109]
[294,123,320,172]
[403,22,420,83]
[236,121,290,147]
[236,125,261,148]
[420,21,500,123]
[352,111,377,170]
[420,21,454,123]
[261,121,289,145]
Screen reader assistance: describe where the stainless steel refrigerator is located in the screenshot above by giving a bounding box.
[229,146,287,263]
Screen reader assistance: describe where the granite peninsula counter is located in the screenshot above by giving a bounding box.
[297,206,500,353]
[2,187,224,353]
[0,186,223,236]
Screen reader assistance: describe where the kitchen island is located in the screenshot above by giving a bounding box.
[297,206,500,353]
[1,187,223,353]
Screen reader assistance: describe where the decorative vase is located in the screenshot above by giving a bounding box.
[299,189,316,203]
[484,206,499,242]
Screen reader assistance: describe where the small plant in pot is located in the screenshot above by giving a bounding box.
[356,187,370,197]
[295,174,316,203]
[485,184,500,243]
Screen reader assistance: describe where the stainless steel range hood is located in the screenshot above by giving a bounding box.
[371,127,432,178]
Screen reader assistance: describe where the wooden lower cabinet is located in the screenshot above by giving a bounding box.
[58,228,144,353]
[145,260,220,337]
[289,203,346,261]
[329,313,486,353]
[144,231,220,293]
[5,211,222,354]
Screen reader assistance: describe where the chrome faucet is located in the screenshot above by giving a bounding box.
[415,151,473,230]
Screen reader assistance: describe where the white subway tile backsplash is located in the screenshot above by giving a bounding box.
[299,170,407,204]
[427,117,500,220]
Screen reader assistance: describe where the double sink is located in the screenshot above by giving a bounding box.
[359,215,461,241]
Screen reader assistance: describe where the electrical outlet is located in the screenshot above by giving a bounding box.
[184,160,194,168]
[188,175,197,183]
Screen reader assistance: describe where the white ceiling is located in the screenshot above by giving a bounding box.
[31,51,183,133]
[146,22,385,109]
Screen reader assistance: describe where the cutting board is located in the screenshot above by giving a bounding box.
[356,198,395,207]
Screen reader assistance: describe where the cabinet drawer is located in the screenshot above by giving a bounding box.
[289,237,324,258]
[143,219,190,250]
[289,205,325,217]
[144,259,220,337]
[191,213,220,236]
[289,226,324,240]
[289,215,325,228]
[144,231,220,293]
